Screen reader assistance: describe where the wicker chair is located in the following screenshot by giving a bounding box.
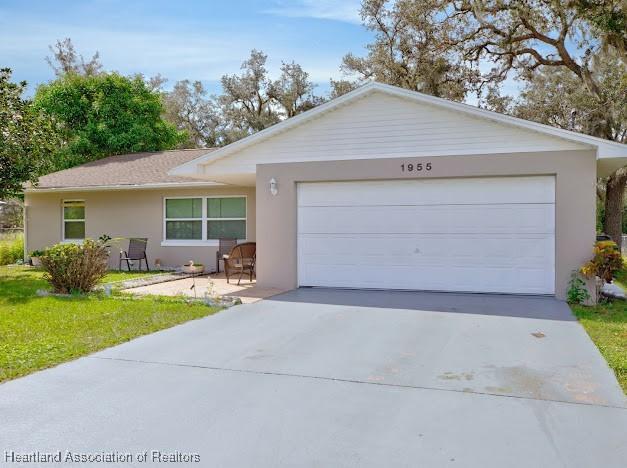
[119,238,149,271]
[223,242,256,285]
[216,238,237,273]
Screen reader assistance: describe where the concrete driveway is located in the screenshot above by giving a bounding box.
[1,289,626,467]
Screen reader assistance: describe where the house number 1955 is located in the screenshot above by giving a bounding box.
[401,162,432,172]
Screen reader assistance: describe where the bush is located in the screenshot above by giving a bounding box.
[40,240,109,294]
[581,241,623,282]
[0,233,24,265]
[580,240,623,300]
[567,271,591,304]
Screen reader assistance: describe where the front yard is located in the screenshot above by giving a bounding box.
[0,266,220,382]
[1,264,625,395]
[571,299,627,393]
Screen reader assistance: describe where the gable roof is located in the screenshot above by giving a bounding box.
[27,149,219,192]
[169,82,627,178]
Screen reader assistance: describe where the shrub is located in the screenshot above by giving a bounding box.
[567,271,590,304]
[580,240,623,300]
[0,233,24,265]
[40,240,109,294]
[581,241,623,282]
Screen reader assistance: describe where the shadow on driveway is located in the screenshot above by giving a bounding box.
[267,287,576,321]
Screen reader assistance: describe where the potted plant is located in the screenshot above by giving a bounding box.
[29,249,46,267]
[182,260,204,274]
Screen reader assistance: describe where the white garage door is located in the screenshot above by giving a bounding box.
[297,176,555,294]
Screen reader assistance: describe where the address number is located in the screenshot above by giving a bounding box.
[401,162,432,172]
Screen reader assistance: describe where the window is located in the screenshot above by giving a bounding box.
[63,200,85,240]
[207,197,246,240]
[163,196,246,244]
[165,198,202,240]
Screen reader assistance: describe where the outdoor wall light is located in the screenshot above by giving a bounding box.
[269,177,278,196]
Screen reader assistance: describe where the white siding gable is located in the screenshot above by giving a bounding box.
[203,91,586,175]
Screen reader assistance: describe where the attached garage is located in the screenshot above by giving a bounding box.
[297,177,555,294]
[170,82,627,300]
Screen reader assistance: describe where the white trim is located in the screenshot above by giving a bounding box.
[162,195,247,244]
[25,181,224,193]
[168,82,627,178]
[61,199,85,241]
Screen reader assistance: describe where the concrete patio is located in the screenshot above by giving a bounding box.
[123,272,286,304]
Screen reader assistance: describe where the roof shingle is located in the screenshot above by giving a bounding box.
[31,149,216,189]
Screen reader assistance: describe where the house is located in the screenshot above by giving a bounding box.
[24,82,627,299]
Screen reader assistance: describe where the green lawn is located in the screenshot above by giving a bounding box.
[100,269,159,283]
[0,266,220,382]
[571,301,627,393]
[570,258,627,393]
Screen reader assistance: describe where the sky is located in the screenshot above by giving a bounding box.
[0,0,371,96]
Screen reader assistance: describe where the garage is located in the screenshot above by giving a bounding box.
[297,176,555,294]
[176,82,616,299]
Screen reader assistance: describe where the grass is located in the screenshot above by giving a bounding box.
[100,270,159,283]
[0,266,220,382]
[571,301,627,393]
[570,256,627,393]
[0,232,24,266]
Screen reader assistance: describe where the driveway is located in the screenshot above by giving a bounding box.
[1,289,626,467]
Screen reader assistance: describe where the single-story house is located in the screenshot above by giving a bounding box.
[24,82,627,299]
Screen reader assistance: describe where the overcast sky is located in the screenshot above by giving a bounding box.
[1,0,370,95]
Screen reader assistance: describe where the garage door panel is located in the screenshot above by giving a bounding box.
[298,177,555,206]
[298,263,554,294]
[299,235,554,268]
[297,177,555,294]
[298,204,554,235]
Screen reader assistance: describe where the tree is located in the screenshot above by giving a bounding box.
[329,78,360,98]
[0,68,61,198]
[161,50,323,147]
[163,80,222,148]
[340,0,478,101]
[34,72,185,170]
[219,50,280,140]
[514,56,626,142]
[268,62,323,118]
[46,38,103,77]
[0,199,23,229]
[572,0,626,59]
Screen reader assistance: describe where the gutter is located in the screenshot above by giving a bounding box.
[24,181,226,193]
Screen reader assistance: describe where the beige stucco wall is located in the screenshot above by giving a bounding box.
[24,186,255,271]
[255,150,597,300]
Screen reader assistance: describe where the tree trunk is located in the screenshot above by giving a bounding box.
[603,168,627,249]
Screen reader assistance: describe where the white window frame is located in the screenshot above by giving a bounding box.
[62,199,86,243]
[161,195,247,247]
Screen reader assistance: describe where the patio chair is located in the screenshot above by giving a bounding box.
[119,238,149,271]
[216,238,237,273]
[223,242,256,285]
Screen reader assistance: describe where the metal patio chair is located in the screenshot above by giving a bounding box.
[119,238,149,271]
